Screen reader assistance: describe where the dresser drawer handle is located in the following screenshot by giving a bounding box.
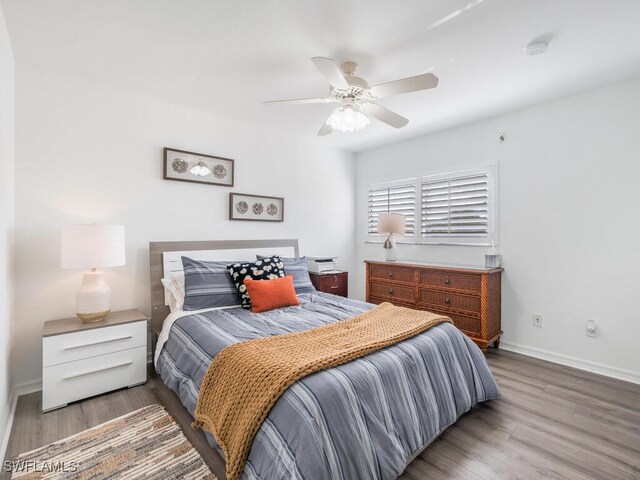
[63,335,133,351]
[388,272,394,278]
[62,361,133,380]
[445,297,451,304]
[445,278,451,285]
[388,288,394,295]
[330,285,339,289]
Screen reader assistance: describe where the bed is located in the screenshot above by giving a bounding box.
[149,239,500,480]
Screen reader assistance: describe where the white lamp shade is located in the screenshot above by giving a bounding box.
[378,213,406,235]
[327,106,370,132]
[61,224,125,269]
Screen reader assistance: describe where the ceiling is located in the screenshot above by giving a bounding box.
[3,0,640,152]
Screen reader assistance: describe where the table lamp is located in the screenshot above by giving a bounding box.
[61,224,125,323]
[378,213,405,262]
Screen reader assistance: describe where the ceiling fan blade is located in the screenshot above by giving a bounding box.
[360,103,409,129]
[369,73,439,98]
[264,97,337,105]
[317,122,333,136]
[311,57,349,89]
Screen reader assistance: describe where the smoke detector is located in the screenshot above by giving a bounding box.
[525,40,549,56]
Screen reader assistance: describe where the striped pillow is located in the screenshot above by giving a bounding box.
[181,257,242,311]
[257,256,316,294]
[161,272,185,311]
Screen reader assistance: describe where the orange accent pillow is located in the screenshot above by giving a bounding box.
[243,275,300,313]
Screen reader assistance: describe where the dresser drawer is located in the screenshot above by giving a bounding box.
[420,270,481,293]
[424,308,482,335]
[42,346,147,411]
[43,320,147,367]
[370,281,415,303]
[419,289,481,314]
[370,264,416,284]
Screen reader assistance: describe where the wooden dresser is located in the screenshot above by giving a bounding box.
[365,260,502,351]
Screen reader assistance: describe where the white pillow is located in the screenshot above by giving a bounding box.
[161,272,185,312]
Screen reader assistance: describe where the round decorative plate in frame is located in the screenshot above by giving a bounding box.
[235,201,248,214]
[266,203,278,216]
[213,164,227,179]
[171,158,188,174]
[252,202,264,215]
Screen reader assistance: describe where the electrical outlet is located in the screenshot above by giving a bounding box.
[586,319,598,338]
[533,314,543,328]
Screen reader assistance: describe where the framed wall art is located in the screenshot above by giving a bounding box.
[163,147,234,187]
[229,193,284,222]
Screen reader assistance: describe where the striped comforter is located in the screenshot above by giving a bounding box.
[156,292,500,480]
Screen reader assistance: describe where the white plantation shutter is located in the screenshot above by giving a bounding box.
[366,167,496,245]
[367,182,416,238]
[420,169,492,241]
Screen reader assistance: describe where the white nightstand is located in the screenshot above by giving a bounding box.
[42,309,148,412]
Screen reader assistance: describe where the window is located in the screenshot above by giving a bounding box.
[367,181,416,240]
[366,166,496,245]
[420,168,494,243]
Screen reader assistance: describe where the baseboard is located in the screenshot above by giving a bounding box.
[500,341,640,386]
[0,380,42,461]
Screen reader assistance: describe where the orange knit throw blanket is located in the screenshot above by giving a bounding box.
[193,302,451,480]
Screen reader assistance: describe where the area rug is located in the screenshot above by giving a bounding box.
[10,404,217,479]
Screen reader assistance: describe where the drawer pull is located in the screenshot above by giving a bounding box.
[62,361,133,380]
[445,297,451,304]
[445,278,451,285]
[388,288,394,295]
[330,285,339,289]
[388,272,394,278]
[63,335,133,351]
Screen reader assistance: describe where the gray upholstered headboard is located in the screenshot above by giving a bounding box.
[149,239,299,340]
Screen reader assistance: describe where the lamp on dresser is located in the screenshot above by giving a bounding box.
[378,213,405,262]
[61,224,125,323]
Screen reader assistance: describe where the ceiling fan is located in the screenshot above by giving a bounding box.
[264,57,438,136]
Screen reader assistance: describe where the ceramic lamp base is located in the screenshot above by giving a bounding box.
[77,310,111,323]
[383,234,398,262]
[76,271,111,323]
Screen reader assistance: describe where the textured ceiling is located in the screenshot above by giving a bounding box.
[3,0,640,151]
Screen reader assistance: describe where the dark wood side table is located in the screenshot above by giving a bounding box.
[310,271,348,298]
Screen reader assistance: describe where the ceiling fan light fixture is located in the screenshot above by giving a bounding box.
[326,105,370,132]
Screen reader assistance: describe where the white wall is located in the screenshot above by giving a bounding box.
[0,1,14,453]
[12,65,356,387]
[356,77,640,383]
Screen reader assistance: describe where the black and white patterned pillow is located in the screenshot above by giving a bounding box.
[227,256,285,309]
[256,255,316,294]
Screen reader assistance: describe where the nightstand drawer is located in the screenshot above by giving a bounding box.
[319,273,348,296]
[310,272,349,298]
[42,346,147,411]
[43,320,147,367]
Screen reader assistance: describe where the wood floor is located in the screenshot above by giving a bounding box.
[4,349,640,480]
